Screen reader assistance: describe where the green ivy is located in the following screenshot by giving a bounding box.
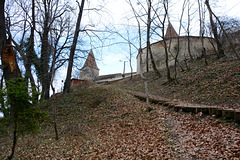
[1,78,48,134]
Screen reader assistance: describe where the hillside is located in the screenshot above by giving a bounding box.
[0,55,240,159]
[0,87,177,159]
[112,55,240,108]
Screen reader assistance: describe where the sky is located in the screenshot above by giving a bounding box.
[88,0,240,75]
[52,0,240,93]
[83,0,137,76]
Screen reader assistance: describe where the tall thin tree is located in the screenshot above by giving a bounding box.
[146,0,162,78]
[128,0,152,110]
[64,0,85,93]
[175,0,187,81]
[187,0,193,61]
[205,0,225,58]
[205,0,239,60]
[1,3,24,159]
[198,0,208,65]
[163,0,172,82]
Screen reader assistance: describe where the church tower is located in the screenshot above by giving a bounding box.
[165,22,178,39]
[80,49,99,81]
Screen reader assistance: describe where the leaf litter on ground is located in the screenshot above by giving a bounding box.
[0,86,239,159]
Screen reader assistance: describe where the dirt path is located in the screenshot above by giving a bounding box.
[116,87,240,159]
[123,89,240,124]
[162,106,240,159]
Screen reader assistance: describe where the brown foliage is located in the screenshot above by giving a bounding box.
[2,36,16,72]
[0,87,240,159]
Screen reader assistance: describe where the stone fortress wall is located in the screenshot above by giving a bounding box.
[137,36,216,74]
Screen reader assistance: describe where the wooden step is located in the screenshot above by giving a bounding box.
[125,90,240,124]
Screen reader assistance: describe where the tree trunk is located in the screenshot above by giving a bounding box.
[174,0,186,83]
[1,36,22,159]
[11,38,38,103]
[198,0,208,65]
[0,0,5,55]
[128,0,151,110]
[205,1,240,60]
[127,34,133,80]
[1,3,22,159]
[27,0,38,103]
[187,35,193,60]
[0,0,6,114]
[50,21,56,95]
[0,76,7,117]
[40,27,50,99]
[147,0,162,78]
[38,0,51,99]
[53,104,59,140]
[163,37,172,82]
[64,0,85,93]
[163,0,172,82]
[205,0,225,58]
[187,0,193,61]
[8,122,17,160]
[146,48,149,72]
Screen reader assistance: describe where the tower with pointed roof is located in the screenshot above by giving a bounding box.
[80,49,99,81]
[165,22,178,39]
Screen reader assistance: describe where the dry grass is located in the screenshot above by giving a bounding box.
[0,86,176,159]
[111,55,240,108]
[0,55,239,159]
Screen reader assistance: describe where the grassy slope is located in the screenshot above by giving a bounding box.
[0,56,239,159]
[0,86,176,159]
[111,55,240,108]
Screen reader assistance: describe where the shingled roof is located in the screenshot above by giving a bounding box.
[165,22,178,39]
[81,49,99,70]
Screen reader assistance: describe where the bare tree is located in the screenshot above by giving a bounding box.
[50,14,73,95]
[146,0,162,78]
[205,1,240,60]
[9,0,65,100]
[28,0,38,102]
[174,0,187,82]
[128,0,161,77]
[218,16,240,50]
[128,0,152,111]
[9,0,73,100]
[1,3,26,159]
[149,0,173,82]
[64,0,85,93]
[4,0,39,103]
[205,0,225,58]
[23,0,73,99]
[187,0,193,62]
[198,0,208,65]
[127,30,134,79]
[162,1,172,82]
